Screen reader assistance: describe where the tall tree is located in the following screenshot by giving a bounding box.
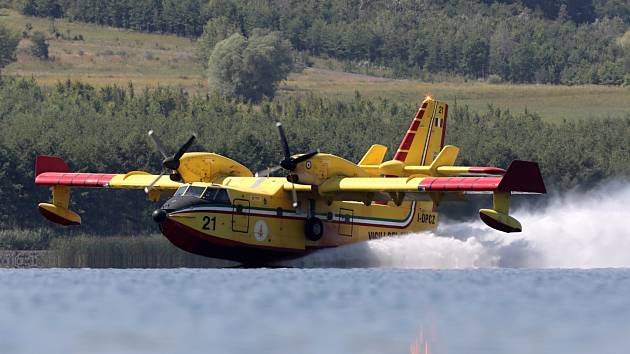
[197,16,240,68]
[207,30,293,102]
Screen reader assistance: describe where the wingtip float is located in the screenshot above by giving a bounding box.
[34,96,546,264]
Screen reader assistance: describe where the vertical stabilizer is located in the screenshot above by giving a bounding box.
[393,97,448,166]
[358,144,388,166]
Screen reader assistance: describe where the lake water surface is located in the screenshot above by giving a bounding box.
[1,268,629,354]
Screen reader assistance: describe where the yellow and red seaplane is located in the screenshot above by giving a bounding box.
[34,97,545,264]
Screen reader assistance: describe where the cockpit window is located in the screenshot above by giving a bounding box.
[202,188,217,201]
[184,186,206,197]
[215,189,230,203]
[202,187,230,203]
[174,185,188,196]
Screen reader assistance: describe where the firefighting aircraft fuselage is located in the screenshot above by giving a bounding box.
[34,97,546,264]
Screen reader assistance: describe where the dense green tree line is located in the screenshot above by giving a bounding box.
[13,0,630,84]
[0,77,628,233]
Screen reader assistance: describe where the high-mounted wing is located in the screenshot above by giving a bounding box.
[315,160,546,233]
[34,155,182,225]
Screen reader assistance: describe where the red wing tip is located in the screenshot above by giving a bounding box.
[498,160,547,194]
[35,155,71,176]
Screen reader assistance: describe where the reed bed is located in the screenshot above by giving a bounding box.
[48,235,233,268]
[0,229,233,267]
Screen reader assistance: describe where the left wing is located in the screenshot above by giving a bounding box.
[314,160,546,232]
[318,160,545,195]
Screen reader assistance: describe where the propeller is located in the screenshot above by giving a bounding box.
[144,130,197,194]
[276,122,318,171]
[254,165,283,177]
[253,122,319,208]
[253,122,318,178]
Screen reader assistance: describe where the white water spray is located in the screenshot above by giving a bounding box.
[287,181,630,268]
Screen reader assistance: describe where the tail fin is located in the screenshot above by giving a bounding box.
[358,144,388,166]
[393,97,448,166]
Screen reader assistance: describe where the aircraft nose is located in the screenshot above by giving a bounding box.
[152,209,167,223]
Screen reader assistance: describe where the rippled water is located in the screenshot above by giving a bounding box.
[1,268,629,354]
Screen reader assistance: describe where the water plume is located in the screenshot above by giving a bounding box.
[288,180,630,268]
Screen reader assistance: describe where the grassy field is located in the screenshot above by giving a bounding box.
[0,9,205,92]
[283,68,630,122]
[1,9,628,122]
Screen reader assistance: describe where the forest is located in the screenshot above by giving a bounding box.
[9,0,630,85]
[0,77,628,234]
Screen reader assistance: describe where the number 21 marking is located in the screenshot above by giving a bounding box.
[202,216,216,230]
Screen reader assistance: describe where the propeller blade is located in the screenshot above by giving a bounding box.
[255,165,282,177]
[276,122,291,160]
[144,170,165,194]
[292,150,319,164]
[173,133,197,161]
[163,133,197,171]
[148,130,169,159]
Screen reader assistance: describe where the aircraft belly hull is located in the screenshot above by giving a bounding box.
[158,201,439,264]
[159,218,307,264]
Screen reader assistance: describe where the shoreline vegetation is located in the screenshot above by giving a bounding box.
[0,231,233,268]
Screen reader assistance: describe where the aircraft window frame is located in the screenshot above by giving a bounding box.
[174,185,188,196]
[202,188,218,201]
[215,189,229,203]
[184,186,206,197]
[202,187,230,204]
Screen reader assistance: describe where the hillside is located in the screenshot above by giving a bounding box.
[10,0,630,85]
[1,9,629,122]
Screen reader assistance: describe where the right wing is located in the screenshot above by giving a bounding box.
[34,155,181,225]
[35,155,181,190]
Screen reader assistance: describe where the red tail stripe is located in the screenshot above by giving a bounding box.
[395,102,428,162]
[393,151,408,161]
[415,102,428,118]
[399,133,415,150]
[35,172,116,187]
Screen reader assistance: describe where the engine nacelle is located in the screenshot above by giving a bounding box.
[178,153,253,182]
[293,153,369,185]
